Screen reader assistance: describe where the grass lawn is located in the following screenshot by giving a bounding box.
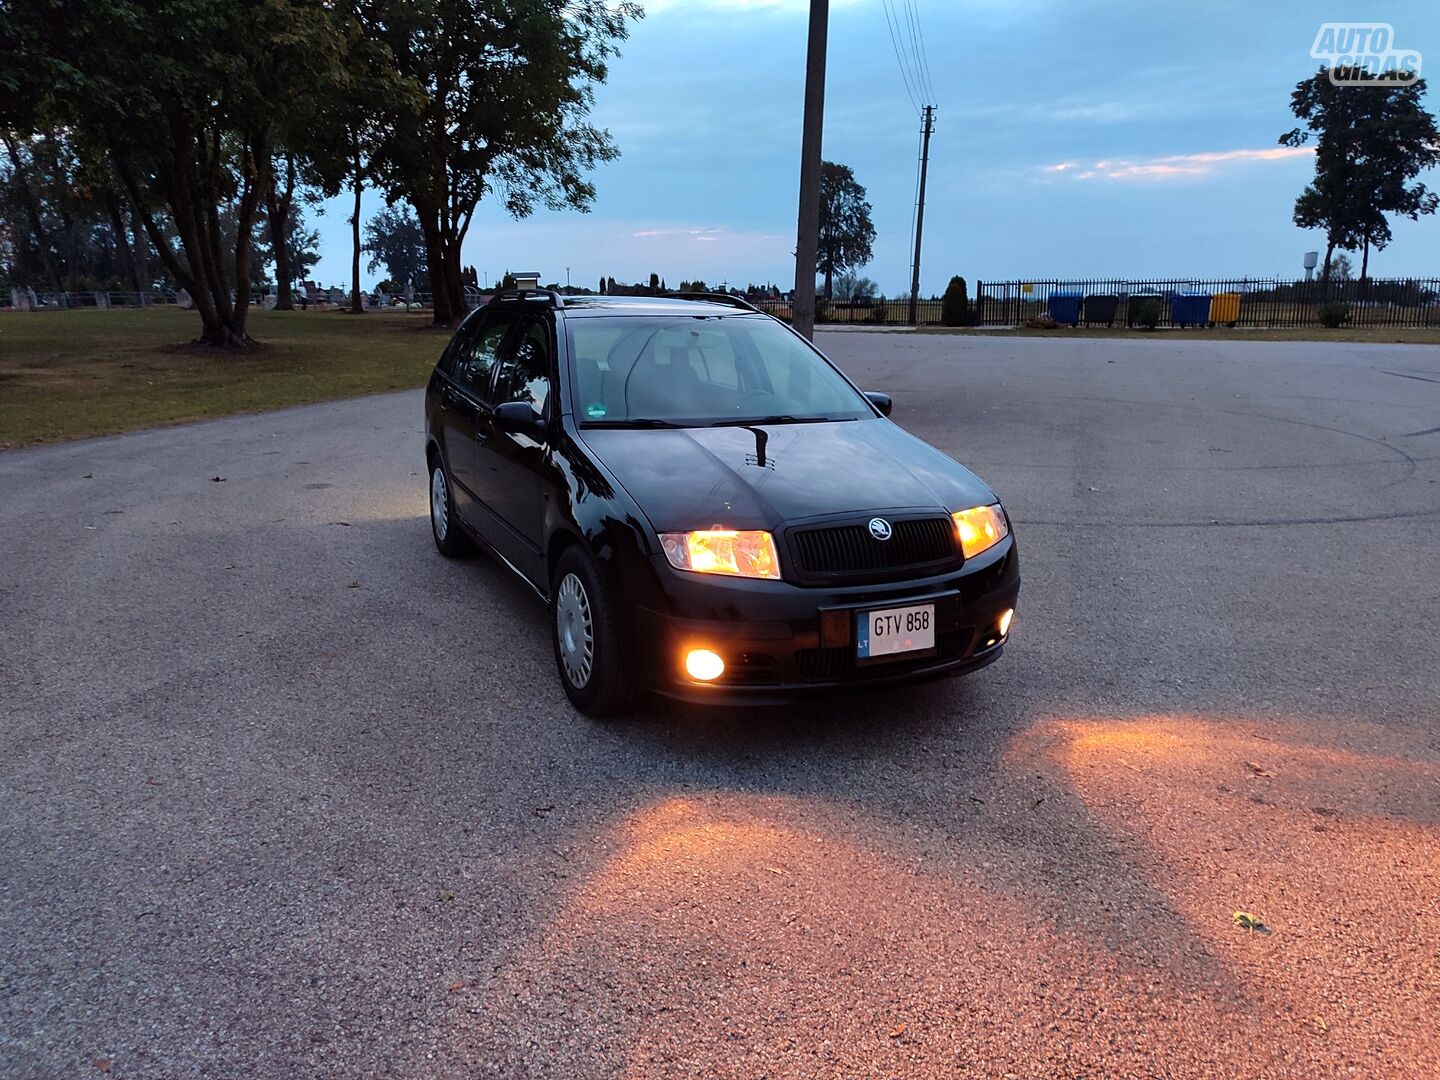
[0,307,450,448]
[915,325,1440,344]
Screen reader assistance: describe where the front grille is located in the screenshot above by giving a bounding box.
[795,629,973,682]
[787,516,959,582]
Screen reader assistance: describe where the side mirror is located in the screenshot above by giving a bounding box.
[864,391,893,417]
[493,400,546,440]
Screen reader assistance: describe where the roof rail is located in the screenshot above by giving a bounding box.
[488,288,566,308]
[669,291,763,314]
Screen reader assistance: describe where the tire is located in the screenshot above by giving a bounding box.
[551,546,642,716]
[428,457,474,558]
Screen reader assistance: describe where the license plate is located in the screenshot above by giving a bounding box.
[856,603,935,660]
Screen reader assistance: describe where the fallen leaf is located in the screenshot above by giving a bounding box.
[345,581,361,589]
[92,1061,111,1074]
[210,476,226,482]
[82,473,94,479]
[1031,797,1045,810]
[447,980,470,992]
[533,804,554,817]
[1312,806,1338,817]
[764,866,786,875]
[1233,910,1268,933]
[330,521,352,527]
[437,889,455,902]
[1243,761,1275,778]
[889,1023,907,1038]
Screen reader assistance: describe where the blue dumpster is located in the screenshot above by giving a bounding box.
[1171,291,1212,327]
[1047,289,1083,325]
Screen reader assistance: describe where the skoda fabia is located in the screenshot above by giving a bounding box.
[424,292,1019,715]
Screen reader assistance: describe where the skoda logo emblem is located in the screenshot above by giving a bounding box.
[868,517,893,541]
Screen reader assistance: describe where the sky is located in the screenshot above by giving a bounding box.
[306,0,1440,295]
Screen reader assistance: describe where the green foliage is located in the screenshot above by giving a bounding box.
[365,0,640,324]
[363,206,427,289]
[1317,301,1352,328]
[1281,69,1440,275]
[818,161,875,294]
[5,0,352,345]
[871,296,888,324]
[941,276,971,327]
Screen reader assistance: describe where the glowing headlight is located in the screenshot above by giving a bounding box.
[951,504,1009,559]
[659,529,781,580]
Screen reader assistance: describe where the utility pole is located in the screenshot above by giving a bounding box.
[791,0,828,341]
[908,104,935,327]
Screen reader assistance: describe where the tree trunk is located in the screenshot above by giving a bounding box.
[1360,235,1370,284]
[444,232,466,319]
[416,202,454,327]
[3,136,63,292]
[268,153,296,310]
[349,139,364,315]
[824,266,833,300]
[125,187,149,296]
[105,190,142,295]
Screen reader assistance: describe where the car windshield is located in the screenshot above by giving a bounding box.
[566,314,873,427]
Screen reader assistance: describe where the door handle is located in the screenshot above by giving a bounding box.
[475,426,490,446]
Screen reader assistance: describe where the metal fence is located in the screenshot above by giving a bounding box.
[973,277,1440,329]
[756,298,946,326]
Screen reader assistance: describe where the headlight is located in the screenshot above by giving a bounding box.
[659,529,781,580]
[951,504,1009,559]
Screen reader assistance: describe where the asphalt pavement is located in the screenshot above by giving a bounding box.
[2,332,1439,1078]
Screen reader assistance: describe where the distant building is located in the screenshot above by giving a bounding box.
[512,271,541,289]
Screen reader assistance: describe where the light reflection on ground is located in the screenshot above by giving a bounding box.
[467,714,1438,1077]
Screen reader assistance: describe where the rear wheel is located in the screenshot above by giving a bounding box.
[429,458,474,558]
[551,547,641,716]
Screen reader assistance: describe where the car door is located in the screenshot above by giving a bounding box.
[471,313,554,580]
[440,310,517,528]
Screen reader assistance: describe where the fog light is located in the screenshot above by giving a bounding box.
[684,648,725,682]
[999,608,1014,636]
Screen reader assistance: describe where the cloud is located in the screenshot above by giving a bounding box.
[1043,146,1314,182]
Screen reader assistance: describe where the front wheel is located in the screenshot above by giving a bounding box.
[551,547,641,716]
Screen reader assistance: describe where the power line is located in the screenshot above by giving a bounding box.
[902,0,938,105]
[881,0,923,114]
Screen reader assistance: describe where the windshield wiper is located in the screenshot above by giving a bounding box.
[581,418,690,429]
[708,414,848,427]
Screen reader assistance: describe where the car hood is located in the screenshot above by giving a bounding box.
[578,417,997,532]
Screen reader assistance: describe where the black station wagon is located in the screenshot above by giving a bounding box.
[424,291,1019,715]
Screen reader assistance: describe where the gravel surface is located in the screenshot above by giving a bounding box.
[2,332,1438,1078]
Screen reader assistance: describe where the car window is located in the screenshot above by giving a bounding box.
[566,314,870,425]
[452,313,515,398]
[491,316,552,416]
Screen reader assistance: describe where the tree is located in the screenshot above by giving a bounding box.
[817,161,876,300]
[941,276,971,327]
[1328,252,1355,281]
[260,204,321,300]
[364,205,428,288]
[4,0,351,346]
[1281,68,1440,281]
[365,0,640,325]
[833,270,877,302]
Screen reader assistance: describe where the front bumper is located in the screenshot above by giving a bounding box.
[634,536,1019,704]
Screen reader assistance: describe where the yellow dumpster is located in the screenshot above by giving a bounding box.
[1211,292,1241,326]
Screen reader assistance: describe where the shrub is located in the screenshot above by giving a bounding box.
[1317,301,1351,328]
[1135,299,1162,330]
[815,296,831,323]
[871,295,888,324]
[941,276,971,327]
[1024,314,1060,330]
